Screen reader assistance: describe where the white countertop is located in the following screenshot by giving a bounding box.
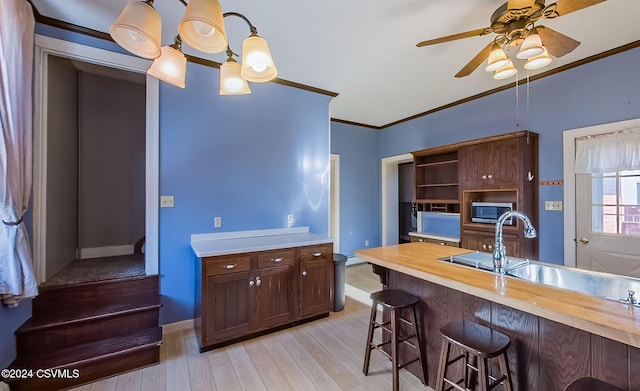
[190,227,333,257]
[408,231,461,242]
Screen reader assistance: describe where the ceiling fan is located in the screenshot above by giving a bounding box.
[416,0,607,78]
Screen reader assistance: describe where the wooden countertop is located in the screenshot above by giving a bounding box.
[355,242,640,348]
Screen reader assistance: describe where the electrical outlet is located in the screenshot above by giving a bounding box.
[160,195,174,208]
[544,201,563,211]
[214,216,222,228]
[365,240,369,246]
[287,214,294,224]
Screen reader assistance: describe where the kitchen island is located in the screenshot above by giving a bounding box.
[356,242,640,390]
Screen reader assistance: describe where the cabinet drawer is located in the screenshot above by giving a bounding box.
[205,255,251,277]
[258,249,295,269]
[411,236,460,247]
[299,243,333,262]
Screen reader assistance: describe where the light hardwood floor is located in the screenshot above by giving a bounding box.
[68,297,431,391]
[345,263,382,293]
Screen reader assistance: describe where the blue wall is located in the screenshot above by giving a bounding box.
[332,46,640,264]
[331,122,380,256]
[1,24,331,368]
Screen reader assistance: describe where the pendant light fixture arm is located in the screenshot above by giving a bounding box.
[223,12,258,36]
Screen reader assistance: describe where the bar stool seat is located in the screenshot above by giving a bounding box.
[363,289,427,391]
[564,377,624,391]
[436,320,513,391]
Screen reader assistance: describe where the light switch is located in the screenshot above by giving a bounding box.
[214,216,222,228]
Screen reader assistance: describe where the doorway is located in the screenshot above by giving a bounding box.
[563,117,640,275]
[381,153,413,246]
[33,35,160,283]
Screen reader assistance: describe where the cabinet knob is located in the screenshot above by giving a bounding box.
[302,271,307,276]
[249,280,254,286]
[223,264,237,269]
[488,244,493,250]
[419,238,424,242]
[312,252,322,257]
[487,174,493,179]
[482,175,487,179]
[439,242,446,246]
[482,244,487,250]
[271,257,283,263]
[256,277,261,286]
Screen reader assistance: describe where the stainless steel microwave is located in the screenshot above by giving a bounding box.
[471,202,513,225]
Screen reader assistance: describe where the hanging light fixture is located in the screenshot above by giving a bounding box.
[485,43,510,72]
[516,28,544,59]
[110,1,277,93]
[147,36,187,88]
[178,0,227,54]
[110,0,162,59]
[220,48,251,95]
[493,60,517,80]
[524,48,552,70]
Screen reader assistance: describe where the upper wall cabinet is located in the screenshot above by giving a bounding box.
[412,145,459,213]
[458,136,523,189]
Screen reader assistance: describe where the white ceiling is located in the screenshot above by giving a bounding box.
[30,0,640,127]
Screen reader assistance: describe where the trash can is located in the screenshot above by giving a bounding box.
[332,253,347,312]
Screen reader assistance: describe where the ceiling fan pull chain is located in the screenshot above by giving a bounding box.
[526,70,531,131]
[514,72,519,129]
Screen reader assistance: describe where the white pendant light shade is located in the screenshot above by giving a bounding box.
[110,1,161,59]
[220,60,251,95]
[147,46,187,88]
[178,0,228,53]
[241,35,277,82]
[524,48,552,70]
[493,60,517,80]
[485,45,509,72]
[516,31,544,59]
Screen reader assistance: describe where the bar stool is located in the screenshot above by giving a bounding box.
[363,289,427,391]
[564,377,624,391]
[435,320,513,391]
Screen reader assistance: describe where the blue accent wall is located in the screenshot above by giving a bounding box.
[330,122,380,256]
[332,46,640,264]
[1,23,331,368]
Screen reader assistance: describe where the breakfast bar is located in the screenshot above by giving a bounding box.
[356,242,640,390]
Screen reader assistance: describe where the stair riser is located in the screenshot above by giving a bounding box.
[34,276,158,312]
[7,344,160,391]
[17,308,160,356]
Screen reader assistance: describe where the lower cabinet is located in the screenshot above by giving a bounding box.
[195,243,333,351]
[461,230,520,256]
[410,236,460,247]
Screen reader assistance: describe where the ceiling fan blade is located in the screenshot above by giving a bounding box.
[454,42,494,78]
[416,28,489,47]
[508,0,536,10]
[545,0,606,17]
[537,25,580,57]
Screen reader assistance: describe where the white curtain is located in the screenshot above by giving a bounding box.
[575,127,640,174]
[0,0,38,307]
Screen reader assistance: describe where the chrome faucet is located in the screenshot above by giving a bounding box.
[493,210,536,274]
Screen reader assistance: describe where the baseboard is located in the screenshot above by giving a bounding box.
[162,319,194,335]
[346,256,366,266]
[78,245,134,259]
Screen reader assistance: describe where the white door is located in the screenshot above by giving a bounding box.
[575,170,640,277]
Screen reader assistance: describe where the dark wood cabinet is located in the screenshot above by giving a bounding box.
[412,146,460,213]
[409,235,460,247]
[458,136,522,189]
[195,242,332,351]
[460,230,519,256]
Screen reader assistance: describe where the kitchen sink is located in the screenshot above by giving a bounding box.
[439,251,640,306]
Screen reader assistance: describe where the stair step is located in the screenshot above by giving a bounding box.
[33,275,158,313]
[19,295,162,332]
[11,327,162,370]
[6,328,161,391]
[16,296,162,356]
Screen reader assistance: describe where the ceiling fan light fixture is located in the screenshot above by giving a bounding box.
[485,45,510,72]
[524,48,552,70]
[493,60,517,80]
[178,0,228,54]
[516,31,544,59]
[109,0,161,59]
[147,37,187,88]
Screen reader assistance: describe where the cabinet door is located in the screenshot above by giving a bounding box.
[461,231,520,257]
[299,259,331,319]
[485,137,522,188]
[459,143,489,189]
[255,265,296,330]
[204,271,254,345]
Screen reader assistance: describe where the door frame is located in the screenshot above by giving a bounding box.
[381,153,413,246]
[33,35,160,281]
[562,117,640,268]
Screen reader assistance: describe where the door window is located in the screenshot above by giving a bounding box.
[590,170,640,236]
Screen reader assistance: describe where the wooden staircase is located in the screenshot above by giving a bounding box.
[4,275,162,391]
